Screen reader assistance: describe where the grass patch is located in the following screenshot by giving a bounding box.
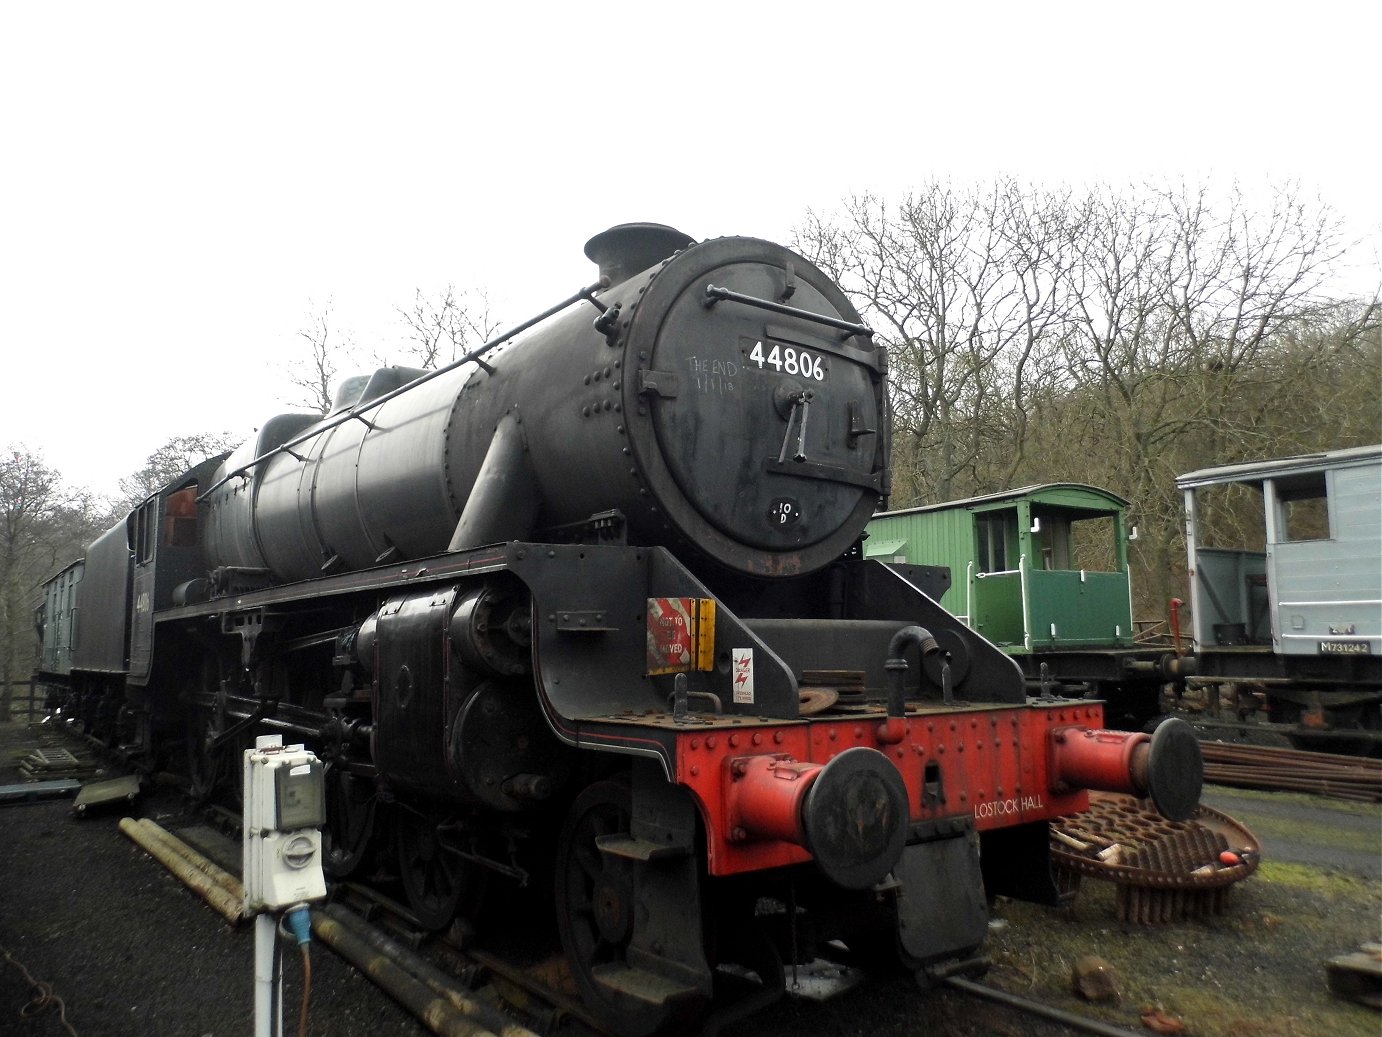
[986,862,1381,1037]
[1260,859,1379,895]
[1239,816,1381,859]
[1206,783,1381,819]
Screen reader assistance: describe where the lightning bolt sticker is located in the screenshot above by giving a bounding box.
[731,648,754,705]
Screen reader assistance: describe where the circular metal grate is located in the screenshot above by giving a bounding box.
[1050,792,1261,923]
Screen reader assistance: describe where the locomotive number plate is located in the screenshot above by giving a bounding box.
[1319,640,1371,655]
[746,339,828,381]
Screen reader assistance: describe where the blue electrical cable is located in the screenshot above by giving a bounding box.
[283,905,314,1037]
[285,905,312,946]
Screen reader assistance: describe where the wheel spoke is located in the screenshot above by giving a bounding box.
[567,884,595,914]
[396,808,477,930]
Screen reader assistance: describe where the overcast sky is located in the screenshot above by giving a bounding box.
[3,1,1378,498]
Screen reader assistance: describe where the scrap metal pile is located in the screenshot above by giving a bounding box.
[1201,742,1382,802]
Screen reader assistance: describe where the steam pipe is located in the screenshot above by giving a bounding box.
[880,625,939,744]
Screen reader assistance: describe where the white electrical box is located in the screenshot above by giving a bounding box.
[243,735,327,914]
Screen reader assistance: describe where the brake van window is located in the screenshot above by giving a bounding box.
[1277,474,1330,542]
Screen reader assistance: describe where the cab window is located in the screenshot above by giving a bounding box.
[135,500,157,563]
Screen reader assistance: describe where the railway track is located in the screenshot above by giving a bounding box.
[325,879,784,1037]
[328,879,598,1036]
[33,722,1378,1035]
[320,886,1178,1037]
[148,802,785,1036]
[130,794,1157,1037]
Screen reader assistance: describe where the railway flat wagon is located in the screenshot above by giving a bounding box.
[866,484,1183,728]
[1178,444,1382,750]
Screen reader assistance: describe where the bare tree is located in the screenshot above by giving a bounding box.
[394,285,498,369]
[113,432,242,512]
[0,449,100,720]
[286,300,352,414]
[281,287,500,424]
[798,178,1368,620]
[1040,181,1353,610]
[797,180,1069,503]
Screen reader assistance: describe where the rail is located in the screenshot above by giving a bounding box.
[1200,741,1382,802]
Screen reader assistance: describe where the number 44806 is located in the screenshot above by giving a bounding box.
[748,341,826,381]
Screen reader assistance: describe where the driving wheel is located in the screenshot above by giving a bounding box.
[555,779,705,1037]
[323,762,377,879]
[395,806,481,930]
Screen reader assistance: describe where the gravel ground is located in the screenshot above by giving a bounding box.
[0,723,428,1037]
[1,720,1378,1037]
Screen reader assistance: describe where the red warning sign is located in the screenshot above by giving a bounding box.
[646,597,716,675]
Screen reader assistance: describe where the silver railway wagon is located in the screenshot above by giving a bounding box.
[1178,444,1382,750]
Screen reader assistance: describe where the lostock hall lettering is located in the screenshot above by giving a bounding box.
[973,794,1044,820]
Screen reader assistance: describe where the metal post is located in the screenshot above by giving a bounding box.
[255,912,281,1037]
[246,733,325,1037]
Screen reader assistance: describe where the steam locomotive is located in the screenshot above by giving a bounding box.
[33,225,1202,1035]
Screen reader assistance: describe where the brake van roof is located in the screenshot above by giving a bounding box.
[1176,444,1382,490]
[874,483,1129,518]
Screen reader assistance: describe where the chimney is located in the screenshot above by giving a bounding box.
[583,223,695,287]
